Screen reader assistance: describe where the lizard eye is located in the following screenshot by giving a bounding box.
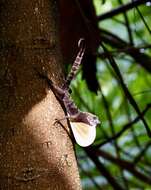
[92,116,100,125]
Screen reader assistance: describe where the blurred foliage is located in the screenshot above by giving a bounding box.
[69,0,151,189]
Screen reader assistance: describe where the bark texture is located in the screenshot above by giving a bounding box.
[0,0,81,189]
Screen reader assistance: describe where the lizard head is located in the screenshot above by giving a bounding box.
[86,112,100,127]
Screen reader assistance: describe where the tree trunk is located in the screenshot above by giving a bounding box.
[0,0,81,189]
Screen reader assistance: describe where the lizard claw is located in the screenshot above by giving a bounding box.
[53,118,59,126]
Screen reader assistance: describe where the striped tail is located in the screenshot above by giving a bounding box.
[65,38,85,89]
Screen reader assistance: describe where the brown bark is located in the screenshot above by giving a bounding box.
[0,0,81,189]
